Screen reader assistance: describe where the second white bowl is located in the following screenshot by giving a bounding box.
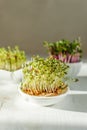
[0,69,23,83]
[67,61,82,77]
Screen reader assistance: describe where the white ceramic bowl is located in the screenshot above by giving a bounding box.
[67,61,82,77]
[0,69,23,83]
[18,85,69,106]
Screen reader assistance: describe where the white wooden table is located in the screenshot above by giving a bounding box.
[0,62,87,130]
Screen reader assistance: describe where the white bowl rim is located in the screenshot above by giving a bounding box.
[67,61,83,65]
[0,69,22,73]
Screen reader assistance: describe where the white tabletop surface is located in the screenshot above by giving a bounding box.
[0,62,87,130]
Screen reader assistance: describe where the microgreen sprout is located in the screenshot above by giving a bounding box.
[21,56,69,96]
[0,46,26,71]
[43,37,82,63]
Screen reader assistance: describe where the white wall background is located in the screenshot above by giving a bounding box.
[0,0,87,58]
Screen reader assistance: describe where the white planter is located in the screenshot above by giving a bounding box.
[67,61,82,77]
[0,69,23,83]
[18,85,69,106]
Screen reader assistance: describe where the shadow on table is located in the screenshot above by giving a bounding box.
[50,76,87,113]
[51,94,87,113]
[70,76,87,91]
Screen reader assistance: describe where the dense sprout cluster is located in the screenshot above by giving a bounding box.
[21,56,69,96]
[43,38,82,63]
[0,46,26,71]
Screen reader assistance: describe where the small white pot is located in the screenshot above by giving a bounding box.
[0,69,23,83]
[67,61,82,77]
[18,85,69,106]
